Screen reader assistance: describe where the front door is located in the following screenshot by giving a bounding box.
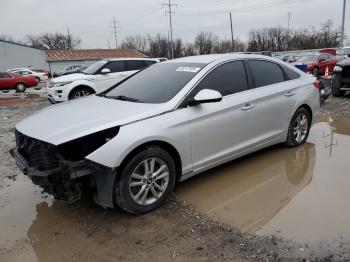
[187,60,257,171]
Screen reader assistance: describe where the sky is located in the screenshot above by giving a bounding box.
[1,0,349,48]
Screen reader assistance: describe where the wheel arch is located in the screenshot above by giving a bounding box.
[298,104,313,122]
[68,85,96,99]
[117,140,183,181]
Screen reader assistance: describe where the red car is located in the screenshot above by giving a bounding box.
[0,72,38,92]
[293,51,340,76]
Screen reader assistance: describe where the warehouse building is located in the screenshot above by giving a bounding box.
[0,40,48,71]
[45,49,146,75]
[0,39,146,75]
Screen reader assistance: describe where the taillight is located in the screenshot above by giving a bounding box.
[313,80,321,89]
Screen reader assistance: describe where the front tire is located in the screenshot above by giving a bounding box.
[114,146,176,214]
[70,87,93,100]
[285,108,311,147]
[312,67,319,77]
[15,83,26,92]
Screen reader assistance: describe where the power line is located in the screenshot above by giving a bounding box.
[163,0,177,59]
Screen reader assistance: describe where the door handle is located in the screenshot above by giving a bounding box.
[241,104,255,111]
[285,91,296,97]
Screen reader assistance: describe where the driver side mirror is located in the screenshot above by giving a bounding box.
[100,68,111,74]
[188,89,223,106]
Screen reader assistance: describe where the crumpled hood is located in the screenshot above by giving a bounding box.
[16,95,167,145]
[51,73,93,82]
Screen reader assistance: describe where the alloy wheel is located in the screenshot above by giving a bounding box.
[293,113,309,143]
[74,90,90,98]
[129,158,169,205]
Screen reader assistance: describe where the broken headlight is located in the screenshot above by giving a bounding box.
[57,126,119,161]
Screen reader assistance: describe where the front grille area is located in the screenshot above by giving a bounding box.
[15,130,59,171]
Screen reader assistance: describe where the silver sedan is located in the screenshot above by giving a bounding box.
[12,54,320,214]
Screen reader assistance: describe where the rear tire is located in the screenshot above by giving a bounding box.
[114,146,176,214]
[332,86,345,97]
[285,108,311,147]
[15,83,26,92]
[69,87,93,100]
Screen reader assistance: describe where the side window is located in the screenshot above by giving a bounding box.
[125,60,148,71]
[145,60,157,66]
[249,60,285,88]
[193,61,248,97]
[282,66,300,80]
[319,54,329,60]
[104,61,125,73]
[2,73,12,78]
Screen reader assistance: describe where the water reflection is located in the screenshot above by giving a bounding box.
[176,143,316,233]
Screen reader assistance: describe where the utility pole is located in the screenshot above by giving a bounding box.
[341,0,347,47]
[111,17,119,48]
[163,0,177,59]
[147,34,152,47]
[229,12,234,51]
[67,27,71,50]
[286,12,291,51]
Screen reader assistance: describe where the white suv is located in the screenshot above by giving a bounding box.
[47,58,158,103]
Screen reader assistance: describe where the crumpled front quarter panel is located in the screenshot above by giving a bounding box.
[86,108,192,174]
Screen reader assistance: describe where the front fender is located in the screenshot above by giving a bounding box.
[86,109,192,174]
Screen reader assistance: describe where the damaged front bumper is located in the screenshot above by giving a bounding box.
[10,131,117,209]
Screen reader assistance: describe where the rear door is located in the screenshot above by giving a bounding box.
[187,60,258,170]
[246,59,299,144]
[95,61,126,92]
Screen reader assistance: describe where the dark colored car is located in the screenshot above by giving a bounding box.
[0,72,38,92]
[331,59,350,97]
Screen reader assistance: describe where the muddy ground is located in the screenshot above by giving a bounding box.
[1,91,350,262]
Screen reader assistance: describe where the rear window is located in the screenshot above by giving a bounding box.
[249,60,285,88]
[283,66,300,80]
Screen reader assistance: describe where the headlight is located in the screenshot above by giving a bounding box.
[49,81,73,88]
[334,65,343,72]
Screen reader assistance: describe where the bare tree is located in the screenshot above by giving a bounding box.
[120,35,148,53]
[194,32,218,55]
[26,32,81,50]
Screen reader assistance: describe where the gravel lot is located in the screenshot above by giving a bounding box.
[0,92,349,262]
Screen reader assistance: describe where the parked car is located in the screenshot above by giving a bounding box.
[331,59,350,96]
[31,68,51,78]
[57,65,87,76]
[0,72,38,92]
[56,65,86,77]
[282,55,300,63]
[47,58,158,103]
[293,53,340,76]
[9,68,48,82]
[11,54,320,214]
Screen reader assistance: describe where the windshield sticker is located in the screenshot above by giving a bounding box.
[176,67,201,73]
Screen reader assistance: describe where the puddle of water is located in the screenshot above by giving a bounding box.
[176,117,350,249]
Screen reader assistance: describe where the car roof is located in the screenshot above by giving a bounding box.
[165,53,281,65]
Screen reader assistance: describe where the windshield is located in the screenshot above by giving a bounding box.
[82,60,108,75]
[297,55,318,62]
[104,62,205,103]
